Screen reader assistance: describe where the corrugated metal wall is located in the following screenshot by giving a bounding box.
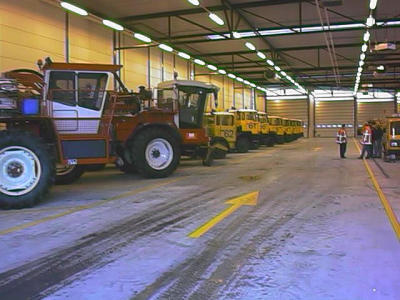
[266,99,308,137]
[358,102,395,126]
[315,100,354,137]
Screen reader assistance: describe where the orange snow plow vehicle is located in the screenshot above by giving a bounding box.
[0,58,216,209]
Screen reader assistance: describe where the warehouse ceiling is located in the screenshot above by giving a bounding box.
[73,0,400,91]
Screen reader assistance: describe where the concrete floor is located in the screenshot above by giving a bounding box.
[0,138,399,300]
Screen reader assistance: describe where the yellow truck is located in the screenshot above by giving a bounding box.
[204,111,236,158]
[268,115,285,144]
[229,109,261,151]
[383,115,400,161]
[258,112,274,146]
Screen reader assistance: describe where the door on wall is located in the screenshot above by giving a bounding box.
[266,99,308,137]
[315,100,354,137]
[358,101,395,127]
[47,71,109,134]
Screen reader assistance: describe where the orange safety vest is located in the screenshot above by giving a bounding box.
[362,126,372,145]
[336,128,347,144]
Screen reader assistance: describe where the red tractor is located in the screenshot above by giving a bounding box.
[0,59,217,209]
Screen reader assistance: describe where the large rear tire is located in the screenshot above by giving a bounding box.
[131,127,180,178]
[236,136,250,153]
[55,165,85,185]
[0,130,55,209]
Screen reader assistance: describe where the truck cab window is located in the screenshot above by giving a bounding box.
[48,71,76,106]
[78,73,108,111]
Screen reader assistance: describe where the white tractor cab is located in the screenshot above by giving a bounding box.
[156,80,220,161]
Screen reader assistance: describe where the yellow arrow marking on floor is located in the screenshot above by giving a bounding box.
[188,191,259,238]
[312,147,322,151]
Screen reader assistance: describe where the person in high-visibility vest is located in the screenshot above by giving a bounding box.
[359,122,373,159]
[336,124,347,158]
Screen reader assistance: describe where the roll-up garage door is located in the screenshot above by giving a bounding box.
[358,102,395,127]
[315,100,354,137]
[266,99,308,137]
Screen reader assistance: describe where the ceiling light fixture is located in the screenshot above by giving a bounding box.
[103,20,124,31]
[257,52,266,59]
[187,0,200,5]
[366,15,375,27]
[363,31,370,42]
[369,0,378,10]
[360,53,366,60]
[232,31,241,39]
[207,64,217,71]
[178,52,191,59]
[266,59,274,66]
[60,2,88,15]
[274,65,281,72]
[134,33,151,43]
[218,69,227,74]
[158,43,173,52]
[361,44,368,52]
[236,77,244,82]
[209,13,225,26]
[228,73,236,79]
[245,42,256,51]
[194,59,205,65]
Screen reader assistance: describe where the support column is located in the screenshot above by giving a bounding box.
[64,12,69,63]
[353,95,358,137]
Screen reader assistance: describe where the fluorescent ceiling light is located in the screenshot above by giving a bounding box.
[103,20,124,31]
[236,77,244,82]
[245,42,256,51]
[366,16,375,27]
[363,31,370,42]
[60,2,88,15]
[274,65,281,72]
[218,69,227,74]
[359,60,365,66]
[187,0,200,5]
[266,59,274,66]
[232,31,241,39]
[244,80,250,85]
[194,59,205,65]
[358,67,363,72]
[275,74,281,79]
[207,64,217,71]
[178,52,191,59]
[360,53,366,60]
[209,13,224,26]
[228,73,236,79]
[370,0,378,10]
[377,65,385,71]
[281,71,287,77]
[158,44,173,52]
[257,52,266,59]
[250,83,256,87]
[361,44,368,52]
[134,33,151,43]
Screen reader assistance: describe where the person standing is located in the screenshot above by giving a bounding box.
[359,122,373,159]
[336,124,347,158]
[373,122,384,158]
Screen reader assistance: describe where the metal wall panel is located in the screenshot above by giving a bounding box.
[315,100,354,137]
[357,102,395,126]
[266,99,308,137]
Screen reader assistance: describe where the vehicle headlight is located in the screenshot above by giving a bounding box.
[390,141,399,147]
[0,97,17,109]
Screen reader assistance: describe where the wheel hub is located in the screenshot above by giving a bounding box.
[7,162,24,178]
[0,147,41,196]
[145,138,174,170]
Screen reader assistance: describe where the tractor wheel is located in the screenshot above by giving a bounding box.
[236,136,250,153]
[211,139,228,159]
[0,130,55,209]
[55,165,85,185]
[250,141,259,150]
[132,127,180,178]
[118,160,137,174]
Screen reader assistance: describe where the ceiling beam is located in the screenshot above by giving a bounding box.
[118,0,302,22]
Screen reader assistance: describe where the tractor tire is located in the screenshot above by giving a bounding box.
[211,139,228,159]
[131,127,180,178]
[55,165,86,185]
[119,161,137,174]
[236,136,250,153]
[0,130,55,209]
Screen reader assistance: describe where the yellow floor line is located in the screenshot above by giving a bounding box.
[353,139,400,241]
[0,177,184,236]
